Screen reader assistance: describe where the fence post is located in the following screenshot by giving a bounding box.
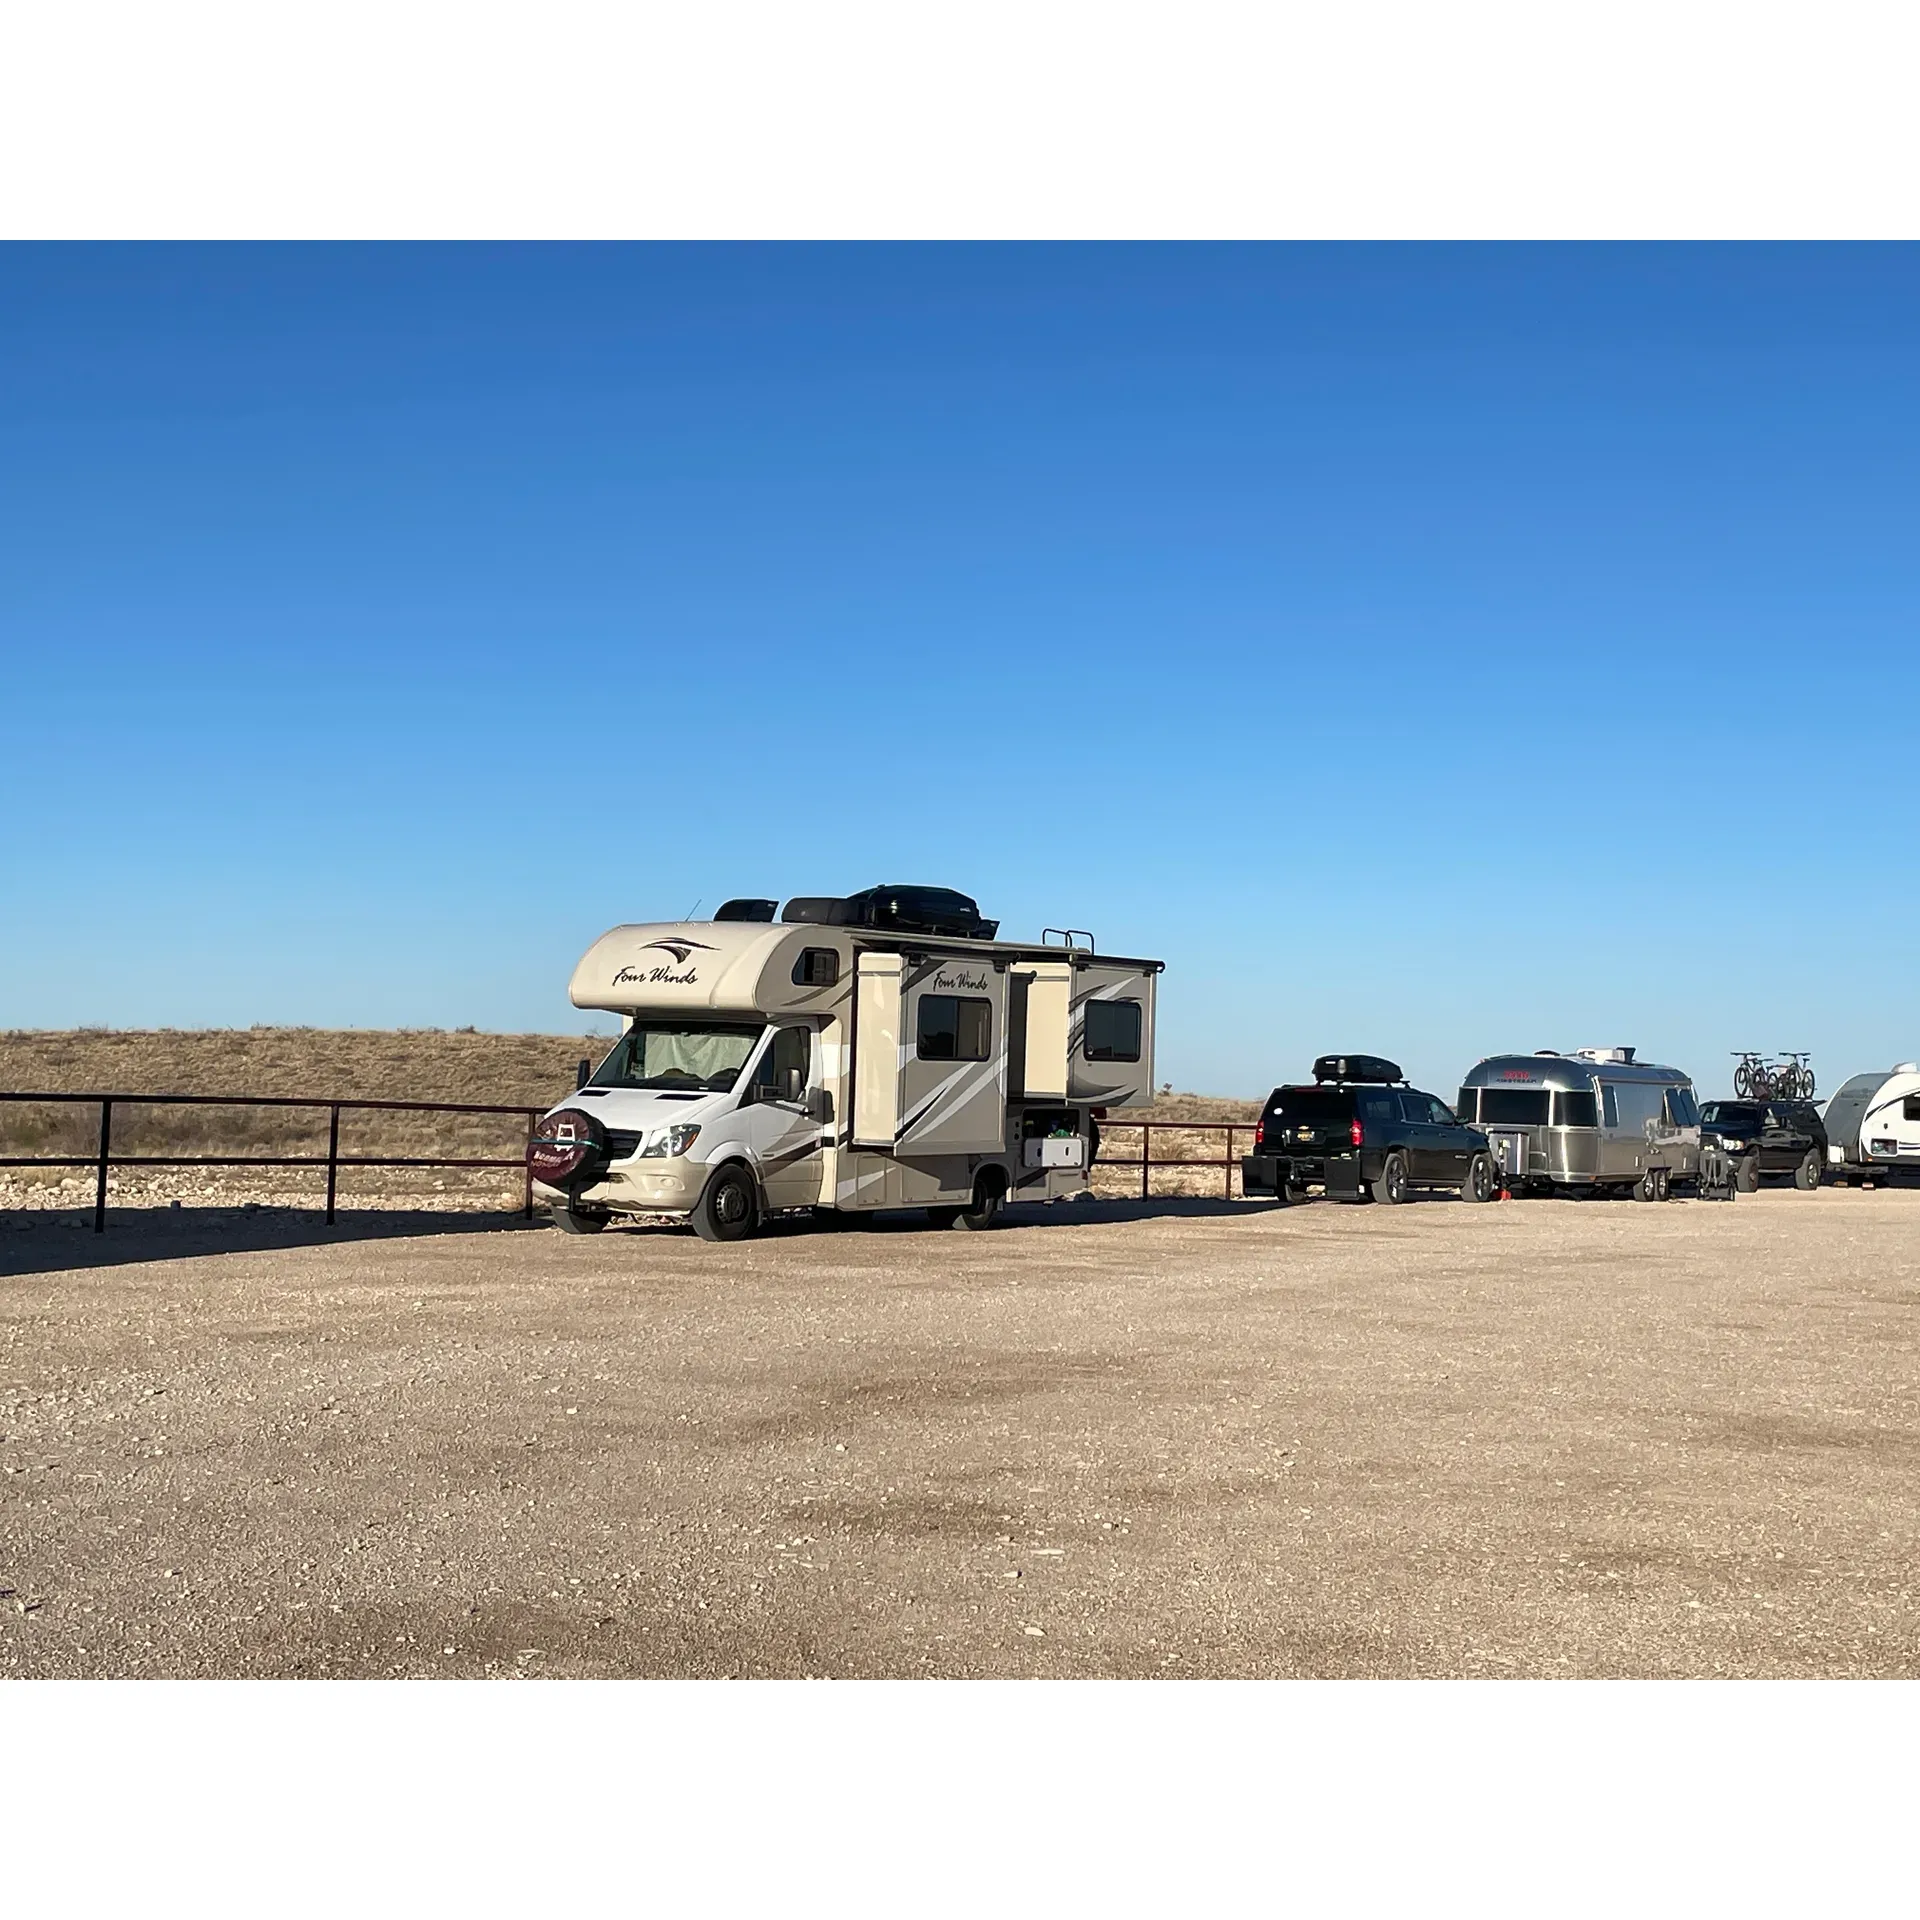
[1224,1124,1234,1200]
[325,1104,341,1225]
[1140,1122,1151,1202]
[94,1098,113,1233]
[523,1112,536,1219]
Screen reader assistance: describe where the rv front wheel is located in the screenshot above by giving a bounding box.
[693,1164,760,1243]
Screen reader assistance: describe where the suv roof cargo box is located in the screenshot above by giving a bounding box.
[1312,1053,1403,1085]
[782,885,1000,941]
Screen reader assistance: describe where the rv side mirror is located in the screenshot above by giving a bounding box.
[575,1057,591,1089]
[805,1087,833,1125]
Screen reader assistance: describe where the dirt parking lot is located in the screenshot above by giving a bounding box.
[3,1185,1916,1679]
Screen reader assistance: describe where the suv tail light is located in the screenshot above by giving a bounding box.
[1255,1118,1266,1150]
[1350,1117,1364,1148]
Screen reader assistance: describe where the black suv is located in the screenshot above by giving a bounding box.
[1697,1099,1827,1192]
[1243,1054,1497,1205]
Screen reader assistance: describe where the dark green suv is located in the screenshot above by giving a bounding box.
[1698,1100,1827,1192]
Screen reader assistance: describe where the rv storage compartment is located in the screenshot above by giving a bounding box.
[1020,1109,1085,1168]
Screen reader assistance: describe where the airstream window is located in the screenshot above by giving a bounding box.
[1664,1086,1701,1128]
[917,995,992,1062]
[1553,1090,1599,1128]
[1601,1084,1619,1128]
[1083,999,1143,1063]
[1480,1088,1550,1126]
[1455,1088,1478,1122]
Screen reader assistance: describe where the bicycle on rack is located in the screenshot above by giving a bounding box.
[1771,1053,1816,1101]
[1730,1052,1816,1101]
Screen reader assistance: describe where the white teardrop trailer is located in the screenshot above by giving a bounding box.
[528,887,1162,1239]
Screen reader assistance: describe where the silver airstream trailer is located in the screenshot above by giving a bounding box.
[1455,1048,1703,1200]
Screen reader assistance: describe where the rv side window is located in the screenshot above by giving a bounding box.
[1664,1086,1701,1128]
[1905,1096,1920,1123]
[1083,999,1143,1062]
[1455,1088,1478,1122]
[1480,1088,1550,1126]
[792,948,840,987]
[1554,1090,1599,1128]
[917,995,992,1062]
[1601,1084,1619,1128]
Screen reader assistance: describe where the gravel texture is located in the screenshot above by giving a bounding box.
[2,1185,1916,1679]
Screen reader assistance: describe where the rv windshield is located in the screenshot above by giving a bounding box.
[588,1024,761,1092]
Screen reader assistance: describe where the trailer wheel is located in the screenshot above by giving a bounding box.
[1654,1167,1671,1201]
[551,1203,610,1234]
[1794,1150,1822,1191]
[692,1163,760,1242]
[1634,1168,1660,1202]
[1463,1153,1495,1203]
[1376,1152,1411,1205]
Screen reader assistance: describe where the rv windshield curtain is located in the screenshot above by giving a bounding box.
[590,1024,761,1092]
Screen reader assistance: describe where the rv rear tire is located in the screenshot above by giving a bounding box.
[692,1164,760,1242]
[1794,1150,1822,1191]
[953,1177,1005,1230]
[1376,1152,1410,1205]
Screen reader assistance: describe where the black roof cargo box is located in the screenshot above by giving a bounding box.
[782,886,999,940]
[1312,1053,1404,1085]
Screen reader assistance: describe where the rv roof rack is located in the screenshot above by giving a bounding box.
[1043,927,1096,952]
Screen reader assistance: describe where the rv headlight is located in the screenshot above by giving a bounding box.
[638,1123,701,1158]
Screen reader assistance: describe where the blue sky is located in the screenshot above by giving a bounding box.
[3,245,1916,1098]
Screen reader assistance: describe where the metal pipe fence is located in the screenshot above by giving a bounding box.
[1092,1120,1254,1200]
[0,1093,1260,1231]
[0,1091,543,1232]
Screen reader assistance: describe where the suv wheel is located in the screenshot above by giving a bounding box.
[1377,1151,1410,1205]
[1794,1149,1822,1191]
[1735,1156,1761,1194]
[1463,1153,1494,1203]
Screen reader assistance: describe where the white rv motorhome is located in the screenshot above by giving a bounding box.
[528,886,1162,1239]
[1822,1064,1920,1181]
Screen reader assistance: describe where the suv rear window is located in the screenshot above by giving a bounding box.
[1264,1087,1354,1122]
[1479,1088,1550,1125]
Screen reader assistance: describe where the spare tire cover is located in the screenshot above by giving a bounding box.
[528,1106,611,1193]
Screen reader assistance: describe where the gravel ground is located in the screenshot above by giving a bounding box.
[2,1184,1916,1679]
